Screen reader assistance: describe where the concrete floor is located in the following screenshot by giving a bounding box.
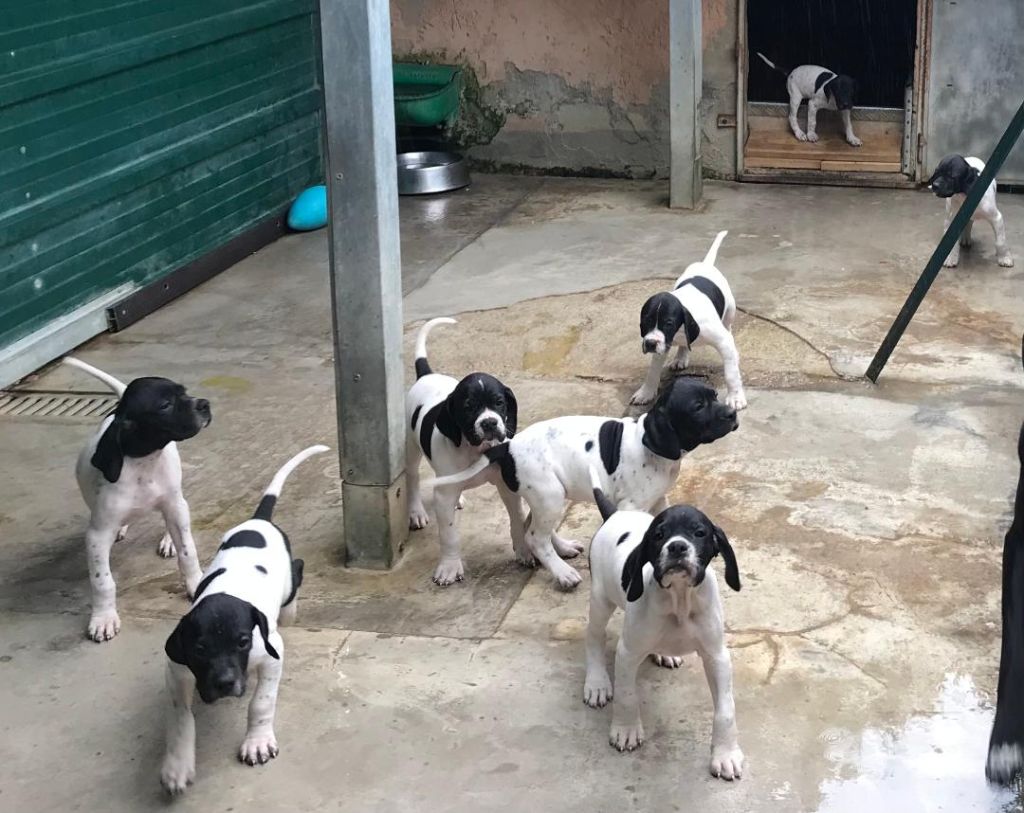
[2,177,1024,812]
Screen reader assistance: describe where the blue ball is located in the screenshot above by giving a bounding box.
[287,185,328,231]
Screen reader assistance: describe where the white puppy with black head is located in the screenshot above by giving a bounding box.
[428,377,738,590]
[757,52,861,147]
[65,357,211,642]
[928,154,1013,268]
[160,444,328,795]
[406,317,522,585]
[631,231,747,411]
[584,471,744,779]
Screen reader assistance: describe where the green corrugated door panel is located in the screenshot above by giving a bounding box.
[0,0,324,351]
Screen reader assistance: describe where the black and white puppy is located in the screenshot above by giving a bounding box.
[583,471,744,778]
[986,335,1024,786]
[427,378,738,590]
[406,317,521,586]
[928,154,1013,268]
[65,357,211,642]
[160,444,328,795]
[632,231,746,411]
[757,52,861,147]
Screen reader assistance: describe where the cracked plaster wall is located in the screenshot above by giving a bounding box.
[390,0,739,179]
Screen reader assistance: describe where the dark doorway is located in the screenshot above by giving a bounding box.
[747,0,918,109]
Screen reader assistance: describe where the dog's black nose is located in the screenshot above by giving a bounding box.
[480,417,498,431]
[643,339,657,353]
[666,540,688,557]
[212,672,236,693]
[196,398,211,414]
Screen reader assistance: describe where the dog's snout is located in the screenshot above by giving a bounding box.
[196,398,211,414]
[667,540,688,558]
[481,417,498,431]
[211,671,236,693]
[642,339,657,353]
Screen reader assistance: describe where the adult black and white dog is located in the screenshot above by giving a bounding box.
[583,470,744,778]
[632,231,746,411]
[65,357,211,642]
[756,52,861,147]
[160,444,328,794]
[406,317,521,586]
[428,377,738,590]
[928,154,1014,268]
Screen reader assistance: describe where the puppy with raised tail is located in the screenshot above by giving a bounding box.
[160,444,328,795]
[632,231,747,411]
[65,357,211,642]
[584,468,744,779]
[756,52,861,147]
[426,377,738,590]
[928,154,1013,268]
[406,317,522,586]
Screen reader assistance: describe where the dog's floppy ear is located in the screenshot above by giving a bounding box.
[91,417,127,483]
[164,618,190,665]
[251,606,280,659]
[642,398,681,460]
[713,523,741,592]
[962,164,980,194]
[435,397,463,447]
[502,386,518,438]
[621,544,648,602]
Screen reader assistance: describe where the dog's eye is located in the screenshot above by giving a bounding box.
[694,527,707,538]
[494,396,504,407]
[159,401,172,411]
[238,635,251,650]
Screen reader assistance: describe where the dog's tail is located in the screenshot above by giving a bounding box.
[702,230,728,267]
[253,444,330,521]
[414,317,457,379]
[426,443,509,489]
[63,357,127,397]
[756,52,789,76]
[589,467,617,522]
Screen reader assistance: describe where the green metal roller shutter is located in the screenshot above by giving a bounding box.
[0,0,323,381]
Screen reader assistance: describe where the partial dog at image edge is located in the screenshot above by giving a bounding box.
[160,443,329,795]
[425,376,739,590]
[756,51,861,147]
[64,356,212,643]
[986,334,1024,786]
[928,154,1014,268]
[583,467,745,778]
[405,317,522,586]
[631,230,747,410]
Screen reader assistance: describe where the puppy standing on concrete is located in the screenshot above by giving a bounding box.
[632,231,747,411]
[756,52,862,147]
[160,444,328,794]
[928,154,1013,268]
[583,470,744,779]
[406,317,522,586]
[428,377,738,590]
[65,357,211,642]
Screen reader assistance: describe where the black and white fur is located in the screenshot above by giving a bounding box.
[160,444,328,794]
[928,154,1013,268]
[406,317,521,586]
[632,231,746,411]
[756,52,861,147]
[66,357,211,643]
[427,378,738,590]
[584,469,744,777]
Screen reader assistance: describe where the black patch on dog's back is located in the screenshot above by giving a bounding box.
[617,532,630,546]
[411,404,422,430]
[220,529,266,550]
[814,70,836,94]
[193,567,226,600]
[420,402,462,460]
[599,421,624,475]
[675,276,726,318]
[255,565,267,574]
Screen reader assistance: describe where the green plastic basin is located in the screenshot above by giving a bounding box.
[393,63,462,128]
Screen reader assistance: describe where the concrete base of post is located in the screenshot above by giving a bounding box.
[342,476,409,569]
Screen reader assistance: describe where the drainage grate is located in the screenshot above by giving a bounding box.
[0,391,117,421]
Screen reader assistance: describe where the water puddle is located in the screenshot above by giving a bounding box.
[817,674,1021,812]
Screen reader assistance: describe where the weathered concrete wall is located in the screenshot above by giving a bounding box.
[391,0,739,179]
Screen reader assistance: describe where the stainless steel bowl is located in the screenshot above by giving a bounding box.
[396,150,470,195]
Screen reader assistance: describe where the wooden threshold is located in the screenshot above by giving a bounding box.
[744,114,903,173]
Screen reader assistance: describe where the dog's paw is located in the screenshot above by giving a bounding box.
[942,255,960,268]
[999,254,1015,268]
[115,525,129,543]
[610,721,645,752]
[960,234,973,248]
[806,132,819,143]
[651,654,684,669]
[456,494,466,510]
[87,610,121,642]
[160,754,195,794]
[513,544,538,568]
[552,534,584,559]
[710,744,745,780]
[156,532,176,559]
[847,136,863,147]
[725,391,747,411]
[629,388,655,406]
[795,131,808,142]
[549,560,582,590]
[239,732,279,766]
[408,504,430,530]
[667,357,690,373]
[432,558,465,586]
[583,675,613,708]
